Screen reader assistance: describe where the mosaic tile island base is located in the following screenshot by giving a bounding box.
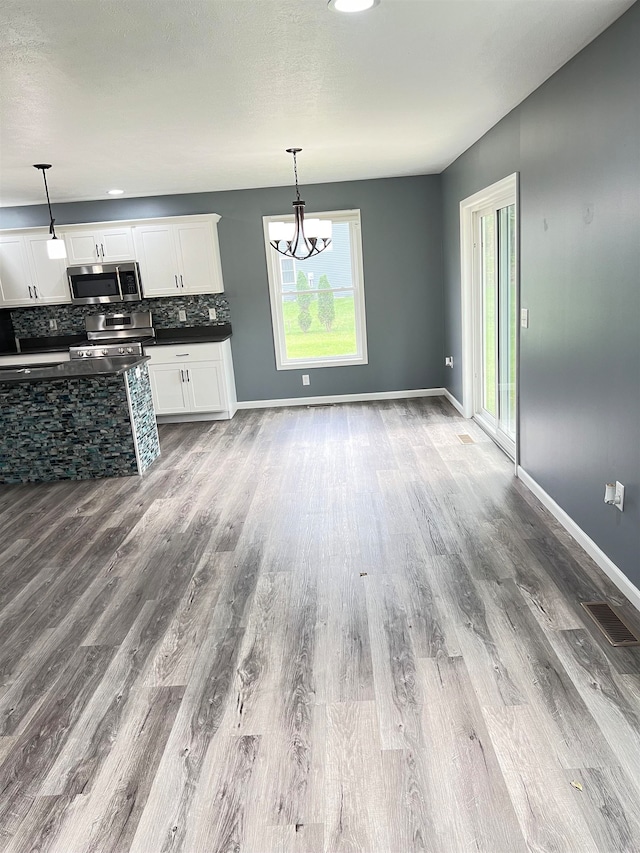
[0,361,160,484]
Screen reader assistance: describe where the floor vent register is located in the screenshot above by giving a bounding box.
[581,601,640,647]
[457,434,475,445]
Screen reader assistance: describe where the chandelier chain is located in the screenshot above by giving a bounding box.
[292,150,301,202]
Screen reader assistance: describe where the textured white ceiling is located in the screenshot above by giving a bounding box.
[0,0,634,206]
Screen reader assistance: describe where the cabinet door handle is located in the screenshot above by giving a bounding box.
[186,369,190,382]
[175,274,179,289]
[34,285,38,299]
[175,353,190,357]
[180,274,184,289]
[101,243,105,258]
[180,369,185,382]
[28,285,33,299]
[96,244,100,259]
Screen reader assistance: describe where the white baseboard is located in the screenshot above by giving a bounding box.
[517,466,640,614]
[156,410,234,423]
[442,388,466,416]
[236,388,446,410]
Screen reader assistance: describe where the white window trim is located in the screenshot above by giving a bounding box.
[263,208,368,371]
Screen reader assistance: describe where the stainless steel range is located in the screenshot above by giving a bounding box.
[69,311,156,359]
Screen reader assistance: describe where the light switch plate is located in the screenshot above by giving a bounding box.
[49,318,57,330]
[208,307,217,321]
[520,308,529,328]
[615,481,625,512]
[178,309,187,322]
[302,374,310,386]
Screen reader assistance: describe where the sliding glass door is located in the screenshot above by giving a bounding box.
[475,201,517,457]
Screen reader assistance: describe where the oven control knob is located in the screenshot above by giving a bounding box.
[102,348,109,356]
[127,347,134,354]
[118,347,125,354]
[82,351,89,357]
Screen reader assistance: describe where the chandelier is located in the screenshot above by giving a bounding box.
[268,148,332,261]
[33,164,67,260]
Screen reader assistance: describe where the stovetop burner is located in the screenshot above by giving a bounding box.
[69,311,155,359]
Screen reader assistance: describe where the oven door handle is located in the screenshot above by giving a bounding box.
[115,266,124,301]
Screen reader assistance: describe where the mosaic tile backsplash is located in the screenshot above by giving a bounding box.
[0,367,158,484]
[126,364,160,473]
[10,293,230,339]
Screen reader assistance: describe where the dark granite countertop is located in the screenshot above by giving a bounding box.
[16,334,88,353]
[9,324,232,355]
[150,323,232,346]
[0,355,149,385]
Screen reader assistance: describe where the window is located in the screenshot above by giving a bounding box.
[263,209,368,370]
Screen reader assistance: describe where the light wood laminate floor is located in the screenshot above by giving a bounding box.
[1,399,639,853]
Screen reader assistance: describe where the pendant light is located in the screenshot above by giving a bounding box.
[33,164,67,259]
[268,148,332,261]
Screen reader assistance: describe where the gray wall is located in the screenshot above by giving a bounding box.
[1,175,444,402]
[442,3,640,586]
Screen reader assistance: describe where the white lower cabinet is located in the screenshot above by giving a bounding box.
[144,340,236,420]
[148,365,192,414]
[186,362,224,411]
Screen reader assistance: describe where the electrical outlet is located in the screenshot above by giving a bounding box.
[178,309,187,322]
[521,308,529,328]
[49,318,57,331]
[302,374,310,386]
[208,307,217,321]
[445,356,454,368]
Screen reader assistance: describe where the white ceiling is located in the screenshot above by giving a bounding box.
[0,0,635,207]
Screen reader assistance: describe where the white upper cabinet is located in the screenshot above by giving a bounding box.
[134,215,224,297]
[64,226,135,265]
[0,214,223,307]
[175,220,222,294]
[0,231,69,307]
[23,234,70,303]
[132,224,180,296]
[0,234,30,306]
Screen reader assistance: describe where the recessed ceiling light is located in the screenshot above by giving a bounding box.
[328,0,380,12]
[107,189,124,195]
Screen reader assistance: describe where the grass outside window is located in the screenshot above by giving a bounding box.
[282,295,356,360]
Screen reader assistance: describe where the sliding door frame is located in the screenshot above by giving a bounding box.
[459,173,520,464]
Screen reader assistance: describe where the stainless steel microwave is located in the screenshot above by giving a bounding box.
[67,262,142,305]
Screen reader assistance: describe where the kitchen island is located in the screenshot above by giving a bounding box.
[0,356,160,484]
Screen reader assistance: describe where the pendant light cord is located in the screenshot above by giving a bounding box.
[41,169,56,235]
[34,165,56,236]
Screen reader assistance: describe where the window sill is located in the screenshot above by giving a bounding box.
[276,355,368,371]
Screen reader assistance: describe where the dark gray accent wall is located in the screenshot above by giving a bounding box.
[1,176,444,402]
[442,3,640,587]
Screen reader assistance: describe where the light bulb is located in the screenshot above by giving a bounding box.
[269,221,295,241]
[304,219,321,238]
[316,220,332,239]
[46,238,67,260]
